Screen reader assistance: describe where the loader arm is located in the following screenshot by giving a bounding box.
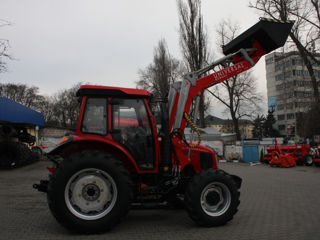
[168,18,294,136]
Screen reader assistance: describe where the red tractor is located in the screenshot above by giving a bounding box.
[34,18,293,233]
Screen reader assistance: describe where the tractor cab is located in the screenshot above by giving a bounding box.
[76,85,158,171]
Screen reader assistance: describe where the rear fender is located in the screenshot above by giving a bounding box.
[48,138,139,173]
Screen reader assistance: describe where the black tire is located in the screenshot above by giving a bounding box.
[32,146,43,157]
[303,154,313,166]
[0,141,36,168]
[0,142,14,168]
[47,150,133,233]
[0,125,16,138]
[184,169,240,227]
[16,142,35,166]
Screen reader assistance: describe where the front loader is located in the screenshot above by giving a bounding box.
[34,18,293,233]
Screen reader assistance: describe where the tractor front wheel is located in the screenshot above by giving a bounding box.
[184,169,240,227]
[47,151,133,233]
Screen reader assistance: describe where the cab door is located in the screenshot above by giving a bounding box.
[111,98,155,170]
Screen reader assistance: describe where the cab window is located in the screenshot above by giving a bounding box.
[82,98,107,135]
[111,98,154,169]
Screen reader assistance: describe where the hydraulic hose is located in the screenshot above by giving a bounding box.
[184,112,201,148]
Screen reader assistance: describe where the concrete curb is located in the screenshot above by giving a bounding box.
[219,159,240,163]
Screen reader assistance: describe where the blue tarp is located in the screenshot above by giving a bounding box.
[0,97,44,126]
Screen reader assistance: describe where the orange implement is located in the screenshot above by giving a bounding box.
[269,143,296,168]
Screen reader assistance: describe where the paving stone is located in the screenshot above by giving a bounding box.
[0,161,319,240]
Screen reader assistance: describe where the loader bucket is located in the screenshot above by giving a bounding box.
[223,18,294,55]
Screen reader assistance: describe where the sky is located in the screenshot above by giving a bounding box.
[0,0,267,117]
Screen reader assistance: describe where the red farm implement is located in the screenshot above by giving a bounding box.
[263,141,320,167]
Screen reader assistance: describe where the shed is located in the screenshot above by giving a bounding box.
[0,97,44,126]
[0,97,44,146]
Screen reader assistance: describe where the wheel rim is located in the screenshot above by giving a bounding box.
[64,168,117,220]
[200,182,231,217]
[306,156,313,165]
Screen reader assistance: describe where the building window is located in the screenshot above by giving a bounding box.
[295,91,313,98]
[266,57,274,65]
[286,103,293,109]
[277,104,284,110]
[292,58,303,66]
[296,59,303,66]
[295,91,304,98]
[279,125,286,131]
[284,61,291,68]
[276,83,284,90]
[275,63,283,71]
[278,114,285,121]
[295,70,310,77]
[304,92,312,97]
[277,94,285,100]
[295,102,312,108]
[286,81,293,88]
[284,71,292,78]
[275,74,284,81]
[294,80,310,87]
[287,113,295,119]
[286,92,294,99]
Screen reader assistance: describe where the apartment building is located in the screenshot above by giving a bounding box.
[265,51,320,136]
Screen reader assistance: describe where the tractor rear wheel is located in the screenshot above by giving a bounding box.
[184,169,240,227]
[47,151,133,233]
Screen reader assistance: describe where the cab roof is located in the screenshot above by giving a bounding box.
[76,85,151,98]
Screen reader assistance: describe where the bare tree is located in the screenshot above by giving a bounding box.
[51,83,82,128]
[249,0,320,104]
[36,96,56,125]
[137,39,182,98]
[208,19,262,140]
[0,19,12,74]
[0,83,45,109]
[177,0,210,127]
